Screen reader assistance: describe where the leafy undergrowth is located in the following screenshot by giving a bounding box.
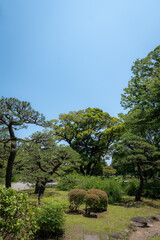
[21,188,160,240]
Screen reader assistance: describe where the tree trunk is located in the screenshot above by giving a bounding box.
[80,164,85,175]
[135,163,144,201]
[5,141,17,188]
[34,180,41,194]
[6,125,17,188]
[38,181,47,204]
[86,162,93,175]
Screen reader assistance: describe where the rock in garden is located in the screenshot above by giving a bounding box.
[83,234,100,240]
[101,233,109,239]
[111,233,121,239]
[147,216,160,222]
[130,216,149,227]
[153,232,160,237]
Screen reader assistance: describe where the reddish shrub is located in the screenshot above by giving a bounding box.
[68,189,86,211]
[84,193,100,214]
[87,189,108,210]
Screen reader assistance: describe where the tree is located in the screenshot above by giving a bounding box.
[52,108,124,175]
[112,133,160,201]
[121,45,160,148]
[0,97,47,188]
[102,165,116,178]
[16,130,81,201]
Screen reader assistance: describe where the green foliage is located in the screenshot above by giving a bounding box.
[52,108,123,175]
[121,45,160,148]
[35,200,67,237]
[0,97,48,188]
[112,133,160,201]
[85,193,100,213]
[149,236,160,240]
[125,180,139,196]
[57,174,122,203]
[87,189,108,210]
[68,189,87,211]
[0,186,38,240]
[15,130,81,199]
[103,165,117,177]
[143,178,160,199]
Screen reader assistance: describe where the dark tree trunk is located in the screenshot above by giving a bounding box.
[6,124,17,188]
[34,180,41,194]
[135,163,144,201]
[6,141,17,188]
[80,164,85,175]
[86,162,93,175]
[38,181,47,204]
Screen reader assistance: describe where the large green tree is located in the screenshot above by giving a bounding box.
[16,130,81,201]
[121,45,160,148]
[52,108,124,175]
[112,133,160,201]
[0,97,47,188]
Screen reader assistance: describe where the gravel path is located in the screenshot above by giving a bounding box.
[11,182,33,190]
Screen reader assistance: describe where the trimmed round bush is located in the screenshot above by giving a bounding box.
[87,189,108,210]
[68,189,86,211]
[84,193,100,214]
[0,187,38,240]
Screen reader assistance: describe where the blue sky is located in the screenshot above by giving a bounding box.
[0,0,160,138]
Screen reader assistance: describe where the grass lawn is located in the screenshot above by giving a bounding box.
[21,188,160,240]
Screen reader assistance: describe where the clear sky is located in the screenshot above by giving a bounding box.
[0,0,160,138]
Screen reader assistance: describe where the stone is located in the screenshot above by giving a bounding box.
[83,234,100,240]
[131,222,146,227]
[128,223,137,231]
[130,216,148,227]
[153,232,160,237]
[101,233,109,239]
[119,232,127,236]
[116,232,122,235]
[147,215,160,222]
[111,234,120,239]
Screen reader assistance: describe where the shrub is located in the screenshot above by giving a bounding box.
[125,181,139,196]
[143,178,160,199]
[103,180,122,203]
[35,200,67,237]
[68,189,86,211]
[87,189,108,210]
[0,187,38,240]
[84,193,100,214]
[57,174,123,203]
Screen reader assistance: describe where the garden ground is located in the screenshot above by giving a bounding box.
[20,188,160,240]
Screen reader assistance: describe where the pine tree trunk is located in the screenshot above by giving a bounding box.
[5,142,17,188]
[135,163,144,201]
[6,124,17,188]
[38,181,47,204]
[34,180,41,194]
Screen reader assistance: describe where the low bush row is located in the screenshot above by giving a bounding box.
[0,187,67,240]
[68,188,108,214]
[57,174,122,203]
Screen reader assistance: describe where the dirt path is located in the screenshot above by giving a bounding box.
[129,221,160,240]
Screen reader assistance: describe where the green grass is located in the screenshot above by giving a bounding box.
[148,236,160,240]
[21,188,160,240]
